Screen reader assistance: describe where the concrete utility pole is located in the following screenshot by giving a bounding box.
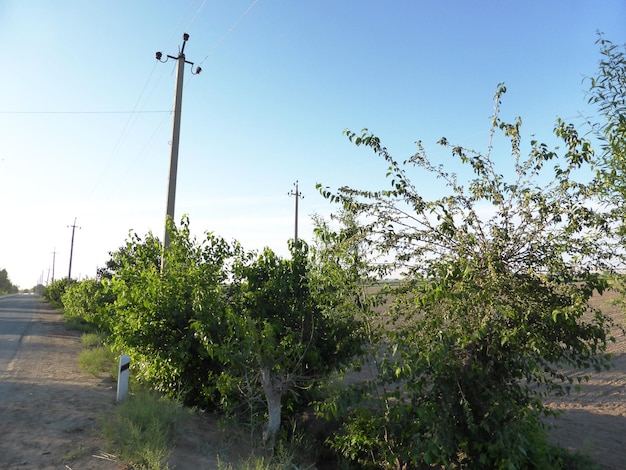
[288,181,304,243]
[156,33,201,272]
[67,218,81,286]
[51,248,57,283]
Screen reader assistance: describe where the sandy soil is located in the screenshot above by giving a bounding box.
[0,294,624,469]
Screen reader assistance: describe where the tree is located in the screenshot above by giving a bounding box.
[62,278,115,332]
[586,35,626,313]
[104,217,239,408]
[587,35,626,208]
[43,278,74,307]
[99,216,365,447]
[318,85,617,468]
[195,240,365,446]
[0,268,18,295]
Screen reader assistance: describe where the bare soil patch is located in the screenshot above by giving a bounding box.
[0,293,625,469]
[544,290,626,470]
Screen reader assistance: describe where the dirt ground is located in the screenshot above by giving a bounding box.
[543,291,626,469]
[0,300,223,470]
[0,294,625,469]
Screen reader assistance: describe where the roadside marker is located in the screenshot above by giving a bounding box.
[116,355,130,402]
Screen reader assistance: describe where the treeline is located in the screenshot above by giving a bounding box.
[52,219,366,450]
[0,268,19,295]
[46,36,626,469]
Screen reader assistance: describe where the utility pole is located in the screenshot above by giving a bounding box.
[156,33,201,272]
[288,181,304,243]
[51,248,57,283]
[67,218,81,286]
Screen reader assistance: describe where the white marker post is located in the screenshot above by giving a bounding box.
[117,354,130,402]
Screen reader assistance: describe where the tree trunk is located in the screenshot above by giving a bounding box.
[260,366,283,447]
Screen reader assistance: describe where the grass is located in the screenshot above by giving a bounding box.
[64,314,99,334]
[549,445,602,470]
[213,416,320,470]
[78,345,116,377]
[81,332,102,348]
[77,332,117,378]
[100,389,190,470]
[217,446,317,470]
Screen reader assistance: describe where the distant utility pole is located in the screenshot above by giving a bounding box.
[156,33,202,272]
[288,181,304,243]
[51,248,57,283]
[67,218,81,286]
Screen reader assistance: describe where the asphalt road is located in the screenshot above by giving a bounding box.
[0,294,39,376]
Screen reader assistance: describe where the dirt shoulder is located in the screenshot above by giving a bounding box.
[0,300,226,470]
[0,300,118,469]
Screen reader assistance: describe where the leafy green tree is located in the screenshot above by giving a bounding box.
[196,241,365,445]
[587,35,626,207]
[104,217,239,408]
[586,35,626,313]
[0,268,18,295]
[43,278,74,307]
[318,85,617,468]
[62,278,115,332]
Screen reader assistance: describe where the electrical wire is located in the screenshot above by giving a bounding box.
[186,0,208,31]
[83,3,205,206]
[0,110,169,114]
[198,0,260,67]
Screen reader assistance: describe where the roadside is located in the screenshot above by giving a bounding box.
[0,299,118,469]
[0,294,624,469]
[0,298,231,469]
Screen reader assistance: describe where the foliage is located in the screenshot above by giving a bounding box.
[586,35,626,313]
[76,332,117,377]
[0,268,18,295]
[103,217,238,409]
[317,85,617,468]
[95,214,365,446]
[78,344,116,377]
[587,34,626,206]
[196,240,365,445]
[43,277,74,308]
[62,278,115,333]
[100,389,190,469]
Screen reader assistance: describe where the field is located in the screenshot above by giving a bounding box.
[543,289,626,469]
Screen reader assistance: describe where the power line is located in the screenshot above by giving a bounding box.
[0,110,170,114]
[186,0,208,31]
[197,0,260,67]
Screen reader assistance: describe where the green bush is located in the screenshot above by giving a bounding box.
[62,278,114,333]
[43,278,74,308]
[318,86,616,468]
[104,222,236,409]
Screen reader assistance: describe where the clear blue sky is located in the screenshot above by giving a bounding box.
[1,1,624,289]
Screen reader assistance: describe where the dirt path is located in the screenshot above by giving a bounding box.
[0,294,624,469]
[0,299,227,470]
[0,300,118,469]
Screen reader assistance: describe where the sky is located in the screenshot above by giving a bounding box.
[0,1,625,289]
